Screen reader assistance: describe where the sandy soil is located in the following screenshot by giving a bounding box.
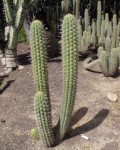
[0,43,120,150]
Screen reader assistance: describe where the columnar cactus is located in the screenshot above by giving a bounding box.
[97,1,102,39]
[30,20,54,147]
[109,48,119,76]
[84,9,89,31]
[83,46,120,77]
[100,51,109,77]
[58,14,78,140]
[35,92,54,147]
[0,0,37,76]
[76,0,80,19]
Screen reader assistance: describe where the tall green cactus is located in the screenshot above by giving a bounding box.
[30,20,54,147]
[58,14,78,140]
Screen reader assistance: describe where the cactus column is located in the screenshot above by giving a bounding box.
[58,14,78,140]
[30,20,54,147]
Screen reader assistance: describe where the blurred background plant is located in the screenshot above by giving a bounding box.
[0,0,120,75]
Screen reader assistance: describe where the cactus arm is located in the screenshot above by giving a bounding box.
[15,5,25,31]
[3,0,14,25]
[59,14,78,140]
[83,57,100,70]
[35,92,54,147]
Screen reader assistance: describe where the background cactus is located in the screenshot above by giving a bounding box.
[0,0,37,76]
[83,46,120,77]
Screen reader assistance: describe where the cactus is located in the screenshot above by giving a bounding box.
[109,48,119,76]
[76,0,80,19]
[0,80,8,92]
[30,20,54,147]
[97,1,102,39]
[98,46,104,58]
[58,14,78,140]
[30,128,39,139]
[84,46,120,77]
[0,0,37,76]
[100,51,109,77]
[35,92,54,147]
[105,37,111,54]
[84,9,89,31]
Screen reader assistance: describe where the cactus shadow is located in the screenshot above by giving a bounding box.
[18,52,31,65]
[70,107,88,128]
[111,70,120,78]
[64,108,109,140]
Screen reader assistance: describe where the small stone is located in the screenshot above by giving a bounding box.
[80,134,89,140]
[107,92,118,102]
[18,65,24,70]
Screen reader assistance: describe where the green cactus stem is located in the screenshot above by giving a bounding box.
[109,48,119,76]
[100,51,109,77]
[35,92,54,147]
[30,20,54,147]
[58,14,78,140]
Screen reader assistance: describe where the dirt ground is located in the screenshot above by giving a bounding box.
[0,43,120,150]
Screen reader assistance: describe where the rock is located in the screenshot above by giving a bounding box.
[107,92,118,102]
[18,65,24,70]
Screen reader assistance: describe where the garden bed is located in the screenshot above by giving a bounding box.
[0,43,120,150]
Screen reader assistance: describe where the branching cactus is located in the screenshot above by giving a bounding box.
[83,46,120,77]
[58,14,78,140]
[30,20,54,147]
[0,0,37,76]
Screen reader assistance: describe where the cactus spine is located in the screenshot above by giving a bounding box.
[30,20,54,147]
[59,14,78,140]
